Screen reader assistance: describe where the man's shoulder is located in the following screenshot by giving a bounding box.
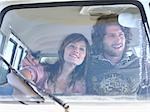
[87,55,113,76]
[90,54,108,63]
[89,55,108,67]
[119,54,140,68]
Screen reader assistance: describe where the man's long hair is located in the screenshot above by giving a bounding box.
[91,14,131,55]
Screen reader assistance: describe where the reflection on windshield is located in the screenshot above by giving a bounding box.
[0,3,150,101]
[17,14,146,97]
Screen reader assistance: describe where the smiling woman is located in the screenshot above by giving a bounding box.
[14,33,90,95]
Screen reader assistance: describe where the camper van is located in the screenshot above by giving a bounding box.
[0,0,150,112]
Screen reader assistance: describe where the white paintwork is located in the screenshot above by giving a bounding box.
[0,0,150,112]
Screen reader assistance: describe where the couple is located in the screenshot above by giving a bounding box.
[8,14,141,96]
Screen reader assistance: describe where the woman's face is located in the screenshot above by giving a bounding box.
[64,41,86,66]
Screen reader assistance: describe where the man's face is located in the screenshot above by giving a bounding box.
[103,24,126,57]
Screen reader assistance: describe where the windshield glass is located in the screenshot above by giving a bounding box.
[0,2,150,102]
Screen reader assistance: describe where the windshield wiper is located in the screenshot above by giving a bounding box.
[0,55,69,112]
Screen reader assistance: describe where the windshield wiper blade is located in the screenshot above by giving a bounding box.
[0,55,69,112]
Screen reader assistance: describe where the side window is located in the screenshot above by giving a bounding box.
[0,59,9,85]
[4,38,17,64]
[41,56,58,64]
[3,32,28,69]
[13,46,23,70]
[0,33,2,48]
[0,31,5,53]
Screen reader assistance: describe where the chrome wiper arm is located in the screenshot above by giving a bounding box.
[25,77,70,111]
[0,55,69,112]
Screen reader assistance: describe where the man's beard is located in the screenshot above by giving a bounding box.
[103,44,125,57]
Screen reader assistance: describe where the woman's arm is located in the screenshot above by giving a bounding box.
[21,52,39,67]
[20,69,32,80]
[7,72,40,97]
[20,52,40,81]
[20,65,40,83]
